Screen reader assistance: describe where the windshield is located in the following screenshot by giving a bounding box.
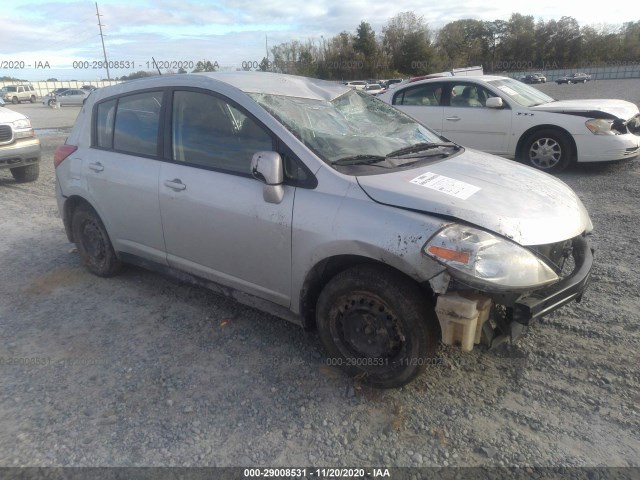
[5,86,17,92]
[249,89,445,166]
[487,78,555,107]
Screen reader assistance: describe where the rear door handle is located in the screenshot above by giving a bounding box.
[164,179,186,191]
[88,162,104,172]
[445,116,461,122]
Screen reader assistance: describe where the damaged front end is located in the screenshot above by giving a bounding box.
[425,227,594,351]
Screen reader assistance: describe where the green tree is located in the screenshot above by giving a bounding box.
[192,60,219,72]
[382,12,434,75]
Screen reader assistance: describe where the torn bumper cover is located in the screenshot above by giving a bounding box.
[513,235,593,325]
[432,235,594,350]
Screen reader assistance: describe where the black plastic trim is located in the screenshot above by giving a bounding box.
[513,235,593,324]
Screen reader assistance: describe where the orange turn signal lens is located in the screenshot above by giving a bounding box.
[426,245,470,264]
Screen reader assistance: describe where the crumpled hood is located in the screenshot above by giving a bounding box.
[356,149,592,246]
[531,99,639,121]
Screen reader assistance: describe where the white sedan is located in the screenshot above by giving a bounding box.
[378,75,640,171]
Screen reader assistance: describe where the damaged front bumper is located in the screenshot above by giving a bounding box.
[513,235,593,325]
[431,234,594,350]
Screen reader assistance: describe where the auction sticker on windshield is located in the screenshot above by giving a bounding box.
[410,172,481,200]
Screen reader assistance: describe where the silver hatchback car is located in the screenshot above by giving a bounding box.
[54,72,593,388]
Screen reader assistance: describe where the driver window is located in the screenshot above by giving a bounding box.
[449,84,492,108]
[172,91,273,174]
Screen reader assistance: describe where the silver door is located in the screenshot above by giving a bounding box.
[159,90,294,306]
[85,92,167,264]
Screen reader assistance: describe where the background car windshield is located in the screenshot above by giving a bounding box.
[249,89,443,164]
[487,78,555,107]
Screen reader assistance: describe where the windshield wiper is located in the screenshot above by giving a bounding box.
[386,142,460,158]
[333,154,388,166]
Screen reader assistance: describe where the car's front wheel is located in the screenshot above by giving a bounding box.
[316,265,439,388]
[10,164,39,182]
[522,129,573,172]
[72,204,122,277]
[11,97,19,104]
[48,99,56,107]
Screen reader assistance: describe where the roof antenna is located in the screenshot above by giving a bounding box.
[152,57,162,75]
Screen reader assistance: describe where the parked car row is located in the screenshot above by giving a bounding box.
[519,73,547,84]
[52,72,602,387]
[0,84,97,107]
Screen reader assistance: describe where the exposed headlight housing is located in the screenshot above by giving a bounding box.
[424,224,559,291]
[585,118,615,135]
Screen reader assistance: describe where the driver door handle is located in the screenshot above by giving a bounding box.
[164,179,186,191]
[446,116,461,122]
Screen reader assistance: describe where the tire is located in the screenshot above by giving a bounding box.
[11,96,18,104]
[48,99,56,107]
[316,265,439,388]
[522,129,573,172]
[567,80,572,84]
[583,80,586,84]
[30,95,36,103]
[10,164,39,182]
[71,204,122,277]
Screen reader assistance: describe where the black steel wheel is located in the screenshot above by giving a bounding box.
[72,204,122,277]
[522,128,573,172]
[316,265,439,388]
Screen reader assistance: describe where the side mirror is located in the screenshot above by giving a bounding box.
[251,151,284,204]
[486,97,504,109]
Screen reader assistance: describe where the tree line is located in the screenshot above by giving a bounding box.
[263,13,640,80]
[117,12,640,81]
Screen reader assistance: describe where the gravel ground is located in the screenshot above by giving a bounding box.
[0,80,639,469]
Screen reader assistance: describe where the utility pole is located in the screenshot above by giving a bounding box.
[96,2,110,80]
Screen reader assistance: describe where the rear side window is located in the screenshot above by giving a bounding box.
[393,83,442,106]
[94,91,163,156]
[96,99,116,148]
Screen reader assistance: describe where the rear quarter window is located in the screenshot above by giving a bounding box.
[93,91,163,156]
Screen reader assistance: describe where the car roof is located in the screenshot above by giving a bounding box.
[395,75,508,88]
[93,72,351,102]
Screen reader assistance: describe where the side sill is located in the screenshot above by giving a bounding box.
[119,252,303,327]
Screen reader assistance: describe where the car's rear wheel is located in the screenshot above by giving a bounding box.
[72,204,122,277]
[316,265,439,388]
[10,164,39,183]
[522,129,573,172]
[30,95,36,103]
